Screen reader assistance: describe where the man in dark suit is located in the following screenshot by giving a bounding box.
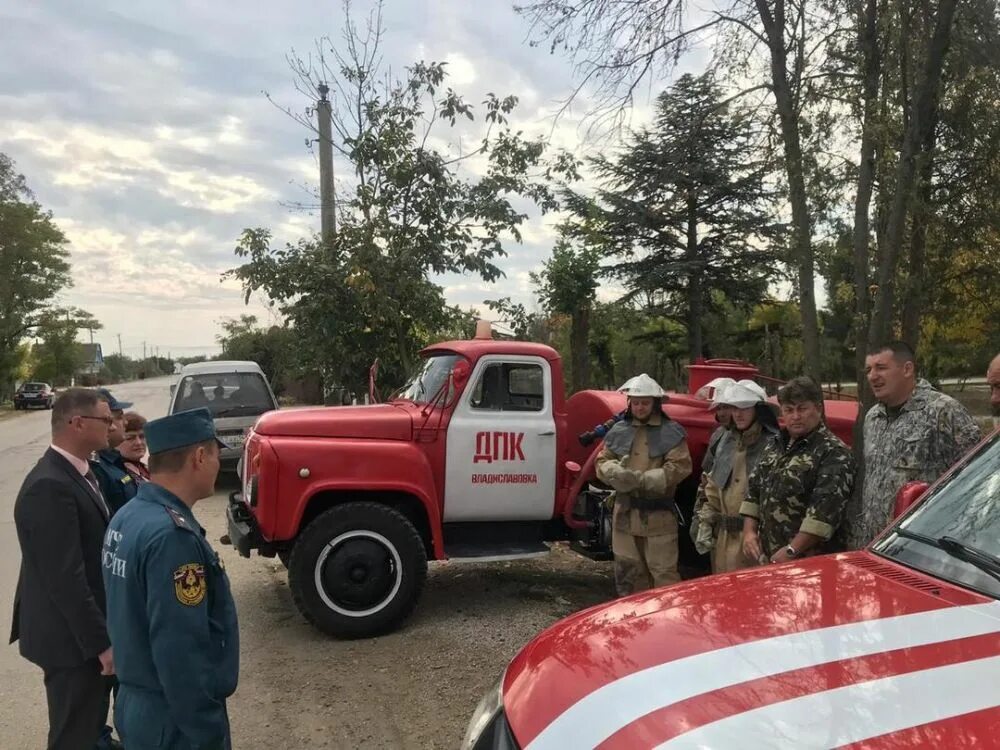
[10,387,117,750]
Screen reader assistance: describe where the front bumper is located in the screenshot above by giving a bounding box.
[226,491,265,558]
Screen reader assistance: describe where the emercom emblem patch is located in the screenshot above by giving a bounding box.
[173,563,207,606]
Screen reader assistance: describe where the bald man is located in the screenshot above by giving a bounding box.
[989,353,1000,414]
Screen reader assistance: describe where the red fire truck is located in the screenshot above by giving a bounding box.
[226,324,858,638]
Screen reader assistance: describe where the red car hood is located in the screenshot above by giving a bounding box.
[506,552,1000,749]
[253,403,412,440]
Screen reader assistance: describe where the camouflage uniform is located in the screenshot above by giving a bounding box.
[851,379,981,548]
[694,421,781,572]
[596,413,692,595]
[739,423,855,559]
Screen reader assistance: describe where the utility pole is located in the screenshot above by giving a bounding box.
[117,333,122,357]
[143,341,147,361]
[316,83,337,243]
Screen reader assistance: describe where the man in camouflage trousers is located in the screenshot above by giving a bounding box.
[850,341,982,548]
[740,377,855,564]
[596,374,692,595]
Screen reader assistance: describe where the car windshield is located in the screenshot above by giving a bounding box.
[22,383,46,392]
[874,432,1000,598]
[174,372,275,418]
[395,354,462,404]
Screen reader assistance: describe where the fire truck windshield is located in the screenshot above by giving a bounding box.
[395,354,462,404]
[875,432,1000,598]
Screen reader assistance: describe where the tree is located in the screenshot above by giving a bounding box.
[217,314,296,394]
[0,154,71,398]
[867,0,962,347]
[229,6,574,393]
[516,0,840,375]
[562,74,779,362]
[30,309,93,386]
[532,237,602,391]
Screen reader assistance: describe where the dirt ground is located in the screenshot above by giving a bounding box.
[212,477,616,750]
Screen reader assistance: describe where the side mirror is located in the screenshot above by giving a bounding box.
[894,481,930,518]
[452,360,471,387]
[169,384,176,396]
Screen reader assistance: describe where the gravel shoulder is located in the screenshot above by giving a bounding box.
[208,486,615,750]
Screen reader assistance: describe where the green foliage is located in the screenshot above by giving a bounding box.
[0,154,72,398]
[216,314,297,394]
[531,237,602,315]
[531,236,603,389]
[561,74,780,361]
[231,16,572,393]
[31,313,84,386]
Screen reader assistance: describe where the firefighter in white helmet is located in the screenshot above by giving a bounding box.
[692,380,781,572]
[596,374,693,595]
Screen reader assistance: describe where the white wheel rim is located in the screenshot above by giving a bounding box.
[314,530,403,618]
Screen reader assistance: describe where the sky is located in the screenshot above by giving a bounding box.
[0,0,711,359]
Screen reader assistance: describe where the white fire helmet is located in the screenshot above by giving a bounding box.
[711,379,768,409]
[696,377,737,403]
[618,373,667,398]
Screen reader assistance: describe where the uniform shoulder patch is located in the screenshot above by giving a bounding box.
[165,506,188,529]
[173,563,207,606]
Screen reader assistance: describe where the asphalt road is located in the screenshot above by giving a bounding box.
[0,377,615,749]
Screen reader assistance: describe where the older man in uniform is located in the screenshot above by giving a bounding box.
[741,377,855,564]
[92,388,140,516]
[102,408,239,750]
[851,341,981,548]
[596,374,692,595]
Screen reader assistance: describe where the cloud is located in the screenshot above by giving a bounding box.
[1,0,690,355]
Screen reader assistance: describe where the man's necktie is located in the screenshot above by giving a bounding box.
[84,469,111,518]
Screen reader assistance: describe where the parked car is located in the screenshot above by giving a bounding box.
[168,361,278,471]
[14,382,54,410]
[462,429,1000,750]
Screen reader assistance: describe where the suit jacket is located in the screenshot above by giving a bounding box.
[10,447,112,670]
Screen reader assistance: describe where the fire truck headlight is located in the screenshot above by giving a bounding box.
[461,673,518,749]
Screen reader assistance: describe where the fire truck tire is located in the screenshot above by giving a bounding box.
[287,502,427,638]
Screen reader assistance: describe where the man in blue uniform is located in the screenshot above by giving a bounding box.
[92,388,139,515]
[102,408,239,750]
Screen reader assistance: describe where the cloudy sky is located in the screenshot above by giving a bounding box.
[1,1,711,358]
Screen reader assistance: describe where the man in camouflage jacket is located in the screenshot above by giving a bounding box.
[740,377,855,563]
[850,342,982,548]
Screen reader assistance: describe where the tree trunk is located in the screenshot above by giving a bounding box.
[755,0,822,377]
[900,120,939,348]
[685,193,703,361]
[570,306,591,392]
[868,0,959,346]
[851,0,883,465]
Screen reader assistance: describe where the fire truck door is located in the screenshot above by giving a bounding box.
[443,356,556,521]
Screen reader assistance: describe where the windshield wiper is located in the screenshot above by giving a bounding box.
[938,536,1000,583]
[892,529,1000,583]
[214,404,253,417]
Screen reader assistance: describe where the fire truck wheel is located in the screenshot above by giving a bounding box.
[288,502,428,638]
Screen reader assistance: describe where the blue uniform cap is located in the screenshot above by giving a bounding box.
[96,387,133,411]
[145,408,227,455]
